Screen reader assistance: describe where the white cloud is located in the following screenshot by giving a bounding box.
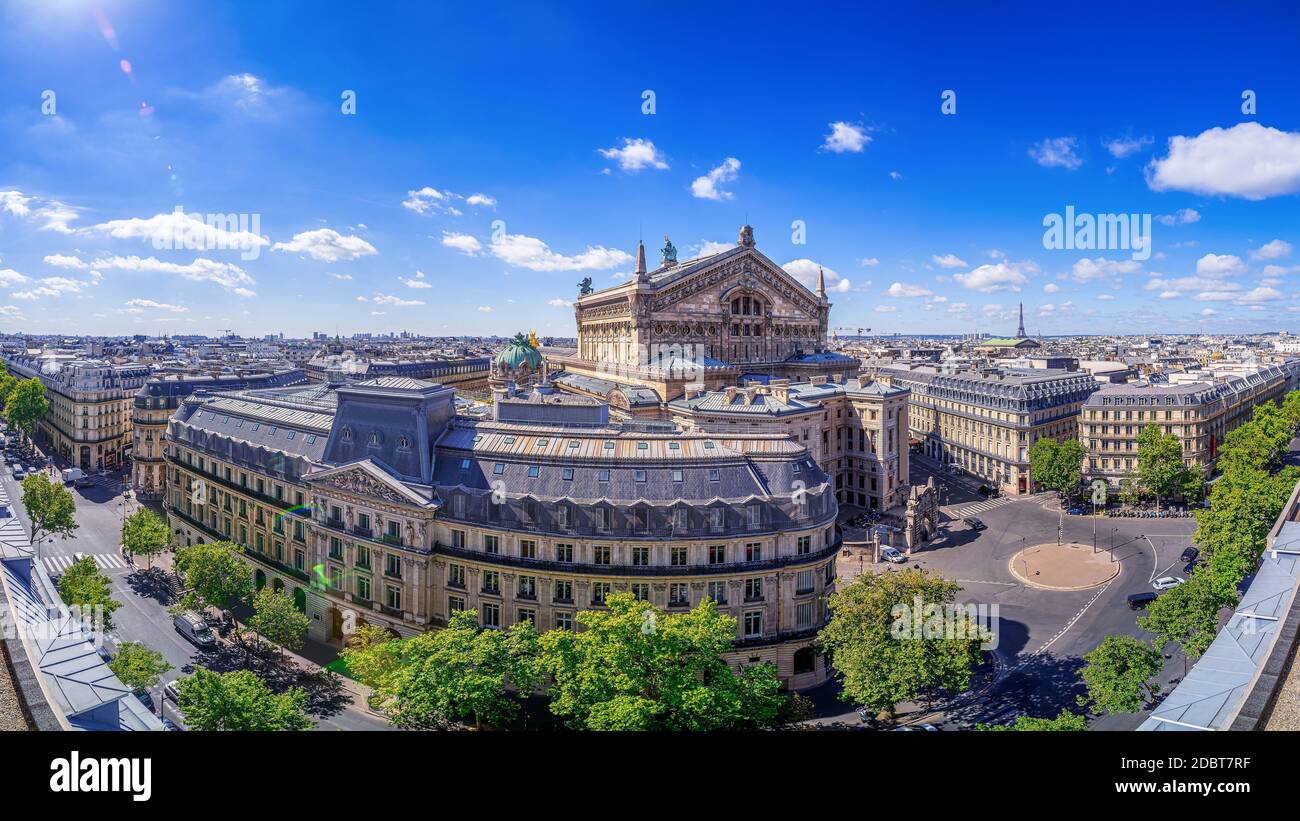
[821,122,871,154]
[89,255,256,296]
[1147,123,1300,199]
[858,257,880,267]
[1043,282,1060,294]
[1200,308,1217,316]
[548,298,573,308]
[874,305,897,313]
[1096,294,1116,301]
[885,281,932,298]
[401,271,431,289]
[889,171,903,181]
[1071,257,1142,282]
[1104,135,1153,158]
[953,260,1039,293]
[1194,286,1281,304]
[0,189,79,233]
[328,273,353,280]
[697,240,733,256]
[947,302,968,313]
[124,298,188,313]
[1156,208,1200,226]
[477,306,494,312]
[1029,137,1082,170]
[598,138,669,171]
[1251,239,1292,260]
[489,233,632,272]
[87,210,268,252]
[402,186,453,214]
[782,259,851,293]
[272,229,377,263]
[1196,253,1245,278]
[691,157,740,201]
[43,254,88,269]
[12,276,95,300]
[0,269,31,287]
[465,193,496,208]
[441,232,482,255]
[931,253,968,269]
[360,293,424,307]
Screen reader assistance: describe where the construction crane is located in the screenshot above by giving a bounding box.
[831,326,871,342]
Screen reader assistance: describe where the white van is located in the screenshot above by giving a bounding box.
[173,611,217,648]
[62,467,84,484]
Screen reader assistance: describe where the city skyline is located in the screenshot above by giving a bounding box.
[1,1,1299,339]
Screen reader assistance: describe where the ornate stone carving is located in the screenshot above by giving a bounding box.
[317,469,411,505]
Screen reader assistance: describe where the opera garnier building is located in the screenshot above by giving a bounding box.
[163,339,840,689]
[547,224,859,416]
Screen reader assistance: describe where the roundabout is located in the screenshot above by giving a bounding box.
[1008,541,1121,591]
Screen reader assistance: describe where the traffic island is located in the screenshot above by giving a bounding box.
[1008,542,1120,590]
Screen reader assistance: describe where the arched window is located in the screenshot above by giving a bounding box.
[341,427,353,442]
[794,647,817,675]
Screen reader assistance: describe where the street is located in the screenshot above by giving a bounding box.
[812,453,1198,730]
[3,448,390,731]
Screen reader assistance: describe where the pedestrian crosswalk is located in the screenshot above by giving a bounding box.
[950,496,1015,517]
[42,552,131,574]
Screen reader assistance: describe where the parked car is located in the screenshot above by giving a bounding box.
[1181,546,1200,563]
[1183,560,1198,574]
[173,611,217,648]
[964,517,986,531]
[163,679,183,703]
[880,546,906,564]
[1127,592,1158,610]
[1152,576,1185,591]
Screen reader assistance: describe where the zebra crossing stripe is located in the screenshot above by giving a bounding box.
[42,553,129,573]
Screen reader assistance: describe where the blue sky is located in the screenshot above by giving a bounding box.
[2,0,1299,338]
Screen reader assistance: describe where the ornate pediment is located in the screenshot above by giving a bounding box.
[651,249,823,318]
[309,460,432,508]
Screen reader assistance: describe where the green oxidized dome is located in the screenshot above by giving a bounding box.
[495,332,542,371]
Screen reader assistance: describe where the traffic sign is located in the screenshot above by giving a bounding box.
[1091,479,1108,507]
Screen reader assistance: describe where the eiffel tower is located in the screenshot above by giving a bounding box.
[1016,302,1026,337]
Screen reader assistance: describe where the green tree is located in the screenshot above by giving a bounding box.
[1217,402,1293,475]
[174,667,313,731]
[1193,466,1300,602]
[1028,437,1086,542]
[1080,635,1163,714]
[108,642,172,693]
[56,556,121,629]
[121,508,171,569]
[541,593,788,731]
[1139,572,1224,660]
[978,709,1087,731]
[247,586,311,655]
[370,610,542,729]
[818,568,987,719]
[3,377,49,442]
[0,371,17,411]
[1136,424,1187,512]
[339,623,406,693]
[20,472,79,556]
[174,540,253,613]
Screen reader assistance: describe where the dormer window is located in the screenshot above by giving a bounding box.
[369,431,381,445]
[341,428,353,441]
[397,436,410,450]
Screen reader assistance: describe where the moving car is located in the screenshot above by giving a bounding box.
[1127,592,1158,610]
[880,546,906,564]
[964,517,986,531]
[1152,576,1185,591]
[173,611,217,648]
[1067,507,1085,515]
[12,467,25,480]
